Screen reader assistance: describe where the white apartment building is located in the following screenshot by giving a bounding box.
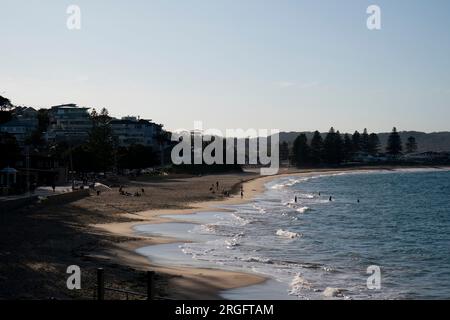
[46,104,92,143]
[110,116,162,148]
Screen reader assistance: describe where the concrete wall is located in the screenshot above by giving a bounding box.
[42,189,90,206]
[0,189,90,213]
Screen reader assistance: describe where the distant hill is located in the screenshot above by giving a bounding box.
[278,131,450,153]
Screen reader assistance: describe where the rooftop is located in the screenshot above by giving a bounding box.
[50,104,89,110]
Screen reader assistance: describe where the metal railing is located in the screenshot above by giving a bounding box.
[94,268,156,300]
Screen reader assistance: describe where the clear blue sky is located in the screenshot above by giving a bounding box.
[1,0,449,133]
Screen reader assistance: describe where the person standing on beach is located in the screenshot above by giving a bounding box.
[241,190,244,199]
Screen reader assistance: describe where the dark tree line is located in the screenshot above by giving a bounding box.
[172,135,242,174]
[291,127,413,167]
[68,108,158,173]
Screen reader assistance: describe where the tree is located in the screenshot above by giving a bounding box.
[0,133,20,168]
[335,130,344,163]
[88,107,117,172]
[361,128,370,153]
[0,95,12,111]
[25,130,45,147]
[90,108,98,120]
[71,144,96,172]
[292,134,310,167]
[367,133,380,156]
[0,110,12,125]
[386,127,403,156]
[310,131,323,164]
[352,131,361,153]
[405,136,418,154]
[0,95,13,124]
[25,109,50,148]
[323,127,343,164]
[342,133,354,161]
[117,145,158,170]
[91,107,111,126]
[37,109,50,133]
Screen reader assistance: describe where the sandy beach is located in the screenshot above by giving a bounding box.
[92,172,276,299]
[2,165,447,299]
[1,170,269,299]
[91,166,432,299]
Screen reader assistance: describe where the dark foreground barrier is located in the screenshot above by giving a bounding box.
[42,189,90,206]
[94,268,156,301]
[0,189,90,213]
[0,195,39,214]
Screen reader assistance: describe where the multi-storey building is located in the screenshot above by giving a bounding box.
[0,107,38,144]
[110,116,163,148]
[46,104,92,143]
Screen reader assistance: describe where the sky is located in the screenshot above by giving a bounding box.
[1,0,450,133]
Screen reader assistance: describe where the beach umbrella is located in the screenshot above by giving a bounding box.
[93,182,111,191]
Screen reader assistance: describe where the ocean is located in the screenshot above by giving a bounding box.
[135,168,450,299]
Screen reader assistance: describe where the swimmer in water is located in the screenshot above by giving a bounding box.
[329,196,332,201]
[294,196,297,203]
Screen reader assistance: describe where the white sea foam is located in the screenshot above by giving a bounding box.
[323,287,344,298]
[270,178,310,190]
[231,213,250,225]
[196,224,218,234]
[276,229,301,239]
[296,206,311,214]
[243,256,273,264]
[224,236,241,249]
[322,266,334,272]
[289,274,312,296]
[252,204,267,213]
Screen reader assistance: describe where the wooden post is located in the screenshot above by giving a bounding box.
[147,271,155,300]
[97,268,105,300]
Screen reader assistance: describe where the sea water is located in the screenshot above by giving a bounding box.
[136,168,450,299]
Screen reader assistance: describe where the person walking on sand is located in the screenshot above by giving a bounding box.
[241,190,244,199]
[216,181,219,190]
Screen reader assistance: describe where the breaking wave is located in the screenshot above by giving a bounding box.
[276,229,301,239]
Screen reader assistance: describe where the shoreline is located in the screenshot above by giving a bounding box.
[93,166,450,299]
[93,173,273,299]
